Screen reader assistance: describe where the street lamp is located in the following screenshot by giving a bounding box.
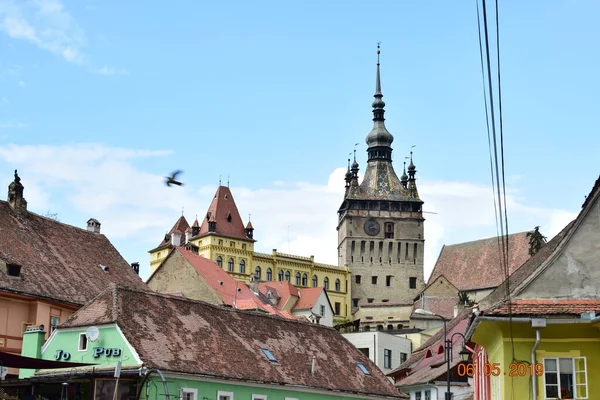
[414,309,451,399]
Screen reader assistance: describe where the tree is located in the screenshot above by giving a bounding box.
[458,291,475,306]
[44,210,60,221]
[526,226,547,256]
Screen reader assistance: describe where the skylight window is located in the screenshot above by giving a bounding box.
[261,348,277,363]
[357,362,371,375]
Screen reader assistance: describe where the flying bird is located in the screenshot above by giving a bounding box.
[165,170,184,187]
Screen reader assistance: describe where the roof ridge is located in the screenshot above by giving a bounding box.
[445,231,531,247]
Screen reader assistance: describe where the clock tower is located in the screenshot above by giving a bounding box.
[337,46,425,310]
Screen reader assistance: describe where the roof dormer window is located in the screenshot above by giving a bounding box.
[261,348,277,363]
[7,263,21,277]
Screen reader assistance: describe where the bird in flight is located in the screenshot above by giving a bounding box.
[165,170,184,187]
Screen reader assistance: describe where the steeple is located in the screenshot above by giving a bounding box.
[344,157,352,189]
[350,150,360,187]
[7,169,27,213]
[365,43,394,161]
[407,151,420,199]
[401,161,408,188]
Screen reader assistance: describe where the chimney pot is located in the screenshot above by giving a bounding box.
[131,262,140,275]
[87,218,101,233]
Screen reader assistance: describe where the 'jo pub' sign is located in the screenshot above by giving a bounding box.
[54,347,122,361]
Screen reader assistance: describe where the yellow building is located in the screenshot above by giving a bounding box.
[149,185,351,323]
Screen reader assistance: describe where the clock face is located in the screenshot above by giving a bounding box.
[363,219,380,236]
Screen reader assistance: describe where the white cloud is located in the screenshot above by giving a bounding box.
[93,66,129,76]
[0,143,579,282]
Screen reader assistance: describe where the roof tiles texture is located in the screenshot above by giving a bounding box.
[198,186,249,240]
[0,201,146,305]
[488,299,600,316]
[412,296,457,320]
[61,285,402,398]
[428,231,533,291]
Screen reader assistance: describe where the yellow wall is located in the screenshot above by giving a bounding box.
[149,234,351,321]
[472,320,600,399]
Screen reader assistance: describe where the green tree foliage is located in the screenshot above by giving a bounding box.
[526,226,547,256]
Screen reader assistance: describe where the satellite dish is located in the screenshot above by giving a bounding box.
[86,326,100,342]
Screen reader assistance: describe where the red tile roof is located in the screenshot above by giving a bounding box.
[0,200,147,306]
[428,231,533,291]
[153,215,190,250]
[294,287,325,310]
[488,299,600,316]
[412,296,457,320]
[175,248,295,319]
[197,186,250,240]
[258,281,299,309]
[61,285,403,398]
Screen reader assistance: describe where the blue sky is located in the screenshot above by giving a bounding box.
[1,0,598,280]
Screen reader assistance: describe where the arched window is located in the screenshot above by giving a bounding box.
[377,325,383,331]
[335,278,341,291]
[266,268,272,281]
[302,273,308,286]
[387,324,394,330]
[295,272,301,285]
[278,270,283,281]
[364,325,371,332]
[312,275,318,287]
[285,271,291,281]
[437,345,444,355]
[228,258,234,272]
[255,266,261,279]
[216,256,222,267]
[239,259,246,274]
[323,277,329,290]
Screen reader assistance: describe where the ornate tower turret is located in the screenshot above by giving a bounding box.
[8,169,28,214]
[336,44,425,311]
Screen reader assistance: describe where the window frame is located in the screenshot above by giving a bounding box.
[335,278,341,291]
[320,305,326,316]
[295,272,301,285]
[216,256,223,267]
[50,316,60,333]
[181,388,198,400]
[228,258,234,272]
[383,348,392,369]
[312,275,318,287]
[217,391,234,400]
[239,259,246,274]
[78,332,88,351]
[285,271,291,281]
[542,356,588,400]
[251,396,266,400]
[266,268,272,281]
[323,277,329,290]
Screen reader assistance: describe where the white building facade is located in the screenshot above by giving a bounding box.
[342,331,412,375]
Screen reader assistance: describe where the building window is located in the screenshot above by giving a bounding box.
[323,277,329,290]
[384,222,394,238]
[414,243,418,264]
[424,390,431,400]
[78,332,88,351]
[363,326,371,332]
[228,258,234,272]
[255,266,261,280]
[278,270,284,281]
[284,398,299,400]
[384,349,392,369]
[400,352,408,363]
[216,256,222,267]
[386,275,392,286]
[285,271,291,281]
[371,276,378,284]
[312,275,318,287]
[334,302,340,315]
[415,392,422,400]
[217,391,233,400]
[50,316,60,333]
[295,272,301,285]
[302,273,308,286]
[352,298,359,307]
[230,241,235,247]
[367,298,374,303]
[543,357,587,399]
[409,277,417,289]
[335,279,341,291]
[251,396,266,400]
[218,239,223,246]
[239,259,246,274]
[182,389,198,400]
[387,324,393,330]
[377,325,383,331]
[242,244,246,250]
[320,305,326,316]
[355,275,361,284]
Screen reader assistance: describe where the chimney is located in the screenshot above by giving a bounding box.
[454,304,465,318]
[87,218,101,233]
[7,169,28,214]
[131,262,140,275]
[19,325,46,379]
[185,230,191,244]
[171,231,181,246]
[249,272,259,293]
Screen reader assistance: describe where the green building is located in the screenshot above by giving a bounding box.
[12,285,405,400]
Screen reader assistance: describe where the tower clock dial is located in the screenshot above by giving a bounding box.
[363,219,380,236]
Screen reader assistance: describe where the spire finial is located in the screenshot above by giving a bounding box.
[377,41,381,65]
[249,213,251,221]
[227,176,230,187]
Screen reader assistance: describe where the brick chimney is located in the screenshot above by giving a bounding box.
[130,262,140,275]
[87,218,101,233]
[249,272,259,293]
[7,169,27,214]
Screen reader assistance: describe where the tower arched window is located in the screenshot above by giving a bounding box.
[278,270,283,281]
[295,272,301,285]
[266,268,272,281]
[323,277,329,290]
[312,275,318,287]
[285,271,291,281]
[239,259,246,274]
[255,266,261,279]
[302,273,308,286]
[216,256,222,267]
[335,279,341,291]
[228,258,234,272]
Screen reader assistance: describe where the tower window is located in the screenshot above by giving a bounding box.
[285,271,291,281]
[216,256,223,267]
[371,276,378,285]
[355,275,361,284]
[255,266,261,279]
[367,298,374,303]
[324,277,329,290]
[386,275,392,286]
[230,241,235,247]
[278,270,284,281]
[335,279,341,291]
[397,243,401,263]
[228,258,234,272]
[409,277,417,289]
[302,273,308,286]
[352,298,359,307]
[266,268,272,281]
[384,222,394,238]
[414,243,418,264]
[405,242,409,261]
[295,272,301,285]
[239,259,246,274]
[334,302,341,315]
[312,275,318,287]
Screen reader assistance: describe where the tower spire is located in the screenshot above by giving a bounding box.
[373,42,385,120]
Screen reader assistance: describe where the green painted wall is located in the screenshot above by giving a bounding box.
[472,320,600,399]
[20,325,139,379]
[142,375,371,400]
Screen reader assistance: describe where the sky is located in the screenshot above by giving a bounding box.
[1,0,598,281]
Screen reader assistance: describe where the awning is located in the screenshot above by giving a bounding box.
[0,351,96,369]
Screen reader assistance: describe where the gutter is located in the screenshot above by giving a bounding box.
[531,329,541,400]
[465,315,595,340]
